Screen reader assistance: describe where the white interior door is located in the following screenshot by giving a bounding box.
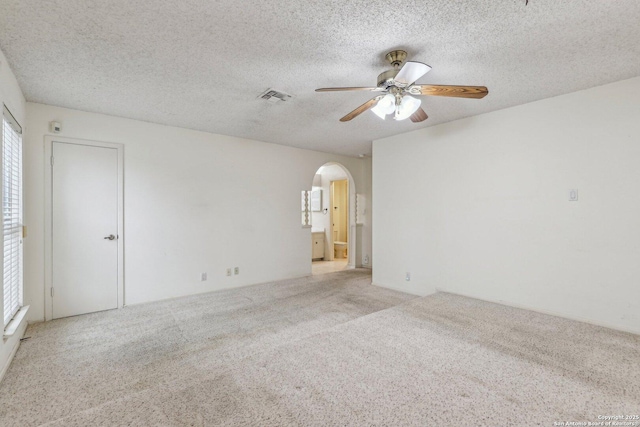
[52,142,119,319]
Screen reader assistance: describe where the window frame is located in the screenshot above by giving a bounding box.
[2,105,23,327]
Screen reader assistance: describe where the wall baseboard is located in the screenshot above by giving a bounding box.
[0,341,20,384]
[371,281,434,297]
[0,318,28,384]
[124,273,314,308]
[435,288,640,336]
[371,281,639,336]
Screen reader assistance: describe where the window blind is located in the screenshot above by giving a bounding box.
[3,106,23,326]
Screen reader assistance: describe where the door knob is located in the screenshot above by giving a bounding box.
[104,234,116,240]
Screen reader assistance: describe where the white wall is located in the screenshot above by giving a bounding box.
[373,76,640,334]
[0,48,28,379]
[361,157,372,268]
[24,103,368,322]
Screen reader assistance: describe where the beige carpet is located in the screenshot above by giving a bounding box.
[1,269,638,426]
[311,259,349,275]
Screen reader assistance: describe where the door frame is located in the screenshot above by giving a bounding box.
[329,181,334,261]
[329,179,349,262]
[311,162,357,268]
[44,136,124,321]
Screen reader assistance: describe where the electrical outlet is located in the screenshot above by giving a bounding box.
[226,268,232,276]
[568,189,578,201]
[234,267,240,275]
[405,272,411,281]
[201,273,207,281]
[363,255,369,265]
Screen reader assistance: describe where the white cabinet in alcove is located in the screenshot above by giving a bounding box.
[312,232,325,260]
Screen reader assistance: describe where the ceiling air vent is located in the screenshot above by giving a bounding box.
[258,88,293,104]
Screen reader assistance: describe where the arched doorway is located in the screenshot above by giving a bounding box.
[307,162,357,274]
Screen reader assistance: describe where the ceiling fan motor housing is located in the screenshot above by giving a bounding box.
[377,50,408,88]
[377,69,400,88]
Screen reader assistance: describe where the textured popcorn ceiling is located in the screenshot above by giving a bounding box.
[0,1,639,156]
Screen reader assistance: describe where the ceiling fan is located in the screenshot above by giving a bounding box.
[316,50,488,123]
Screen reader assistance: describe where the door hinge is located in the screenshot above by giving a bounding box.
[50,156,54,166]
[51,287,54,297]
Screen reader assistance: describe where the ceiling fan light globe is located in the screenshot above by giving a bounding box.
[381,94,396,114]
[371,108,387,120]
[371,94,395,119]
[394,95,422,121]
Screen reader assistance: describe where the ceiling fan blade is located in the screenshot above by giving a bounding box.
[340,96,382,122]
[395,61,431,86]
[316,87,383,92]
[413,85,489,99]
[410,107,428,123]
